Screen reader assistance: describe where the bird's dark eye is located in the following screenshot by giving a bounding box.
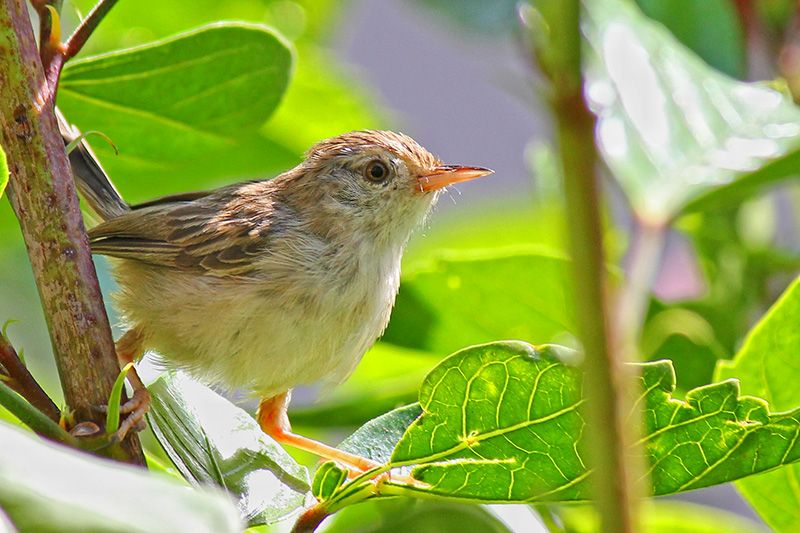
[364,160,389,183]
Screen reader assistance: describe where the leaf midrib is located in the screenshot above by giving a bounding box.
[390,399,586,468]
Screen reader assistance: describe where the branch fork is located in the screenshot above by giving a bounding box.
[32,0,119,107]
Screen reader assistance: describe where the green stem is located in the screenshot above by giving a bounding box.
[0,380,76,446]
[528,1,641,531]
[0,0,144,464]
[614,221,667,358]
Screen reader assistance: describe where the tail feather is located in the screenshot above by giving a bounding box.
[57,109,129,221]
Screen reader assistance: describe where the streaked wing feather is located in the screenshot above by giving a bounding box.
[89,183,271,277]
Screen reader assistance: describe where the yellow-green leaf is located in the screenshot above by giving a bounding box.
[338,342,800,502]
[312,462,348,502]
[58,23,296,194]
[0,145,7,200]
[716,276,800,532]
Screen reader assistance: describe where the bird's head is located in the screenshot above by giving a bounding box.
[288,130,492,245]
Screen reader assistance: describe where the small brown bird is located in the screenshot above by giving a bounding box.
[64,119,492,471]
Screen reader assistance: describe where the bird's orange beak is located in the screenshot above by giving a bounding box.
[417,165,494,192]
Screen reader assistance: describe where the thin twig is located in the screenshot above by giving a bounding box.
[64,0,119,59]
[614,221,667,359]
[0,331,61,422]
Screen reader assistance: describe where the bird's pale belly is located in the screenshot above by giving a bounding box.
[114,257,397,397]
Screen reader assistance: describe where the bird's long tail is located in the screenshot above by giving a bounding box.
[57,109,129,221]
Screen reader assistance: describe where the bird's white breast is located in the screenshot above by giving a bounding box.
[118,234,402,398]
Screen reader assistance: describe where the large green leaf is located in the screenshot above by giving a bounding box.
[716,276,800,532]
[147,371,310,526]
[57,23,296,193]
[383,248,575,355]
[634,0,744,78]
[334,341,800,502]
[262,45,384,154]
[68,0,339,52]
[320,498,515,533]
[61,24,292,135]
[583,0,800,222]
[0,420,242,532]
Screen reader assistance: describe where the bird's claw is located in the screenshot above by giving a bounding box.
[110,388,151,443]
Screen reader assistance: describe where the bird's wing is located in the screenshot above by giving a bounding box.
[89,183,273,277]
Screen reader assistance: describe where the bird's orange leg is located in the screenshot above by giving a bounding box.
[257,392,380,473]
[111,327,150,441]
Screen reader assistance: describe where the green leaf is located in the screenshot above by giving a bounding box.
[57,23,296,194]
[0,380,74,446]
[312,462,348,501]
[61,23,292,135]
[584,0,800,222]
[320,498,515,533]
[338,403,423,464]
[69,0,339,51]
[147,371,310,526]
[0,420,242,532]
[634,0,744,78]
[383,248,575,355]
[341,341,800,502]
[716,276,800,532]
[0,145,7,200]
[105,362,132,435]
[261,45,384,153]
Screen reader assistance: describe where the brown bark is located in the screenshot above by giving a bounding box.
[0,0,143,465]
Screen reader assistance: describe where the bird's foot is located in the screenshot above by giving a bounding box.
[110,387,150,442]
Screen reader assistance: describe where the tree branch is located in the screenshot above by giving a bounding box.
[0,329,61,422]
[0,0,143,465]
